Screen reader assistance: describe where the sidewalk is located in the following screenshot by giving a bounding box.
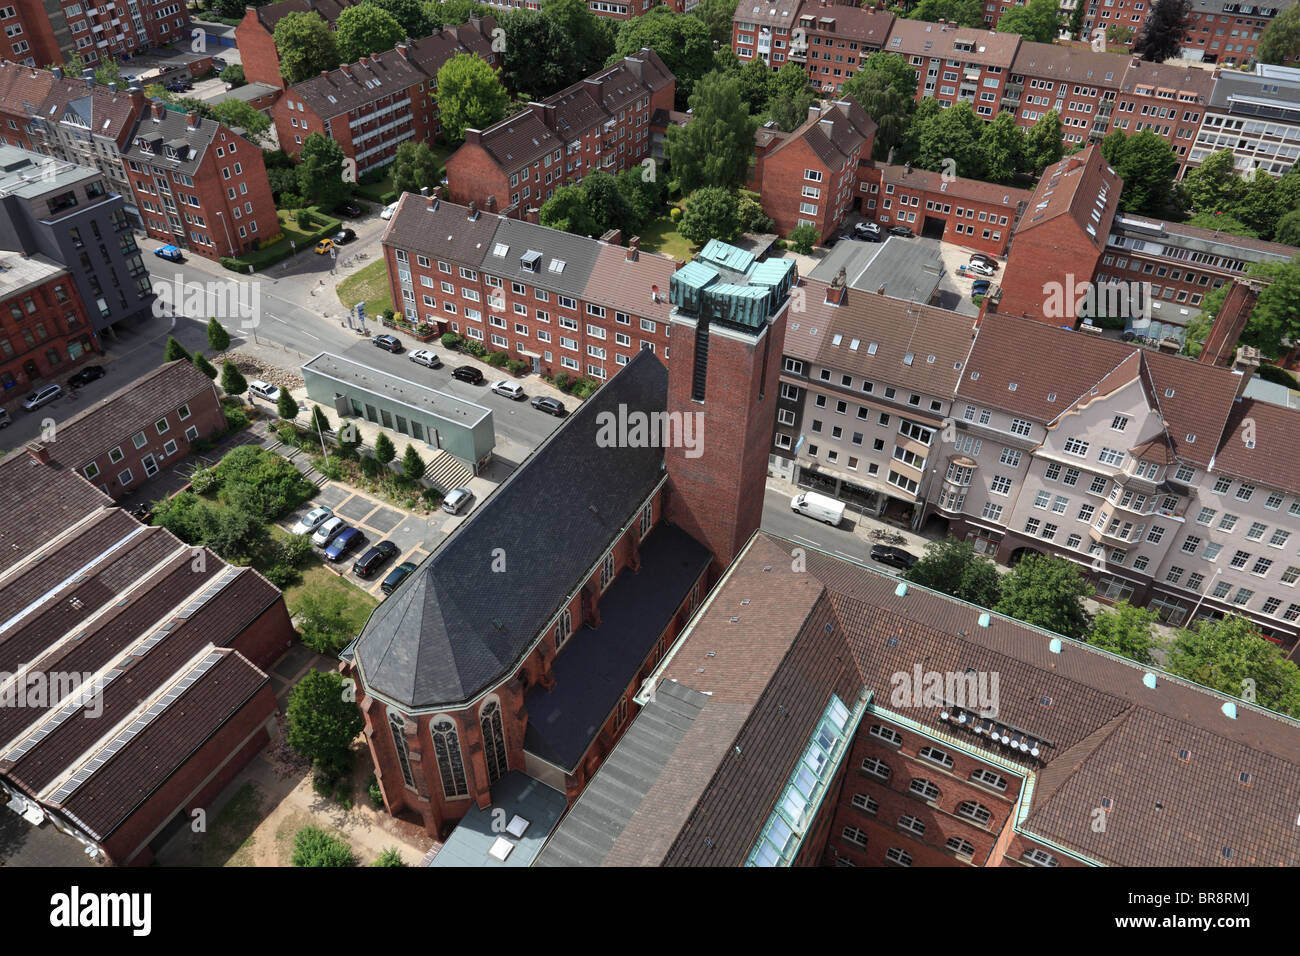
[766,474,940,556]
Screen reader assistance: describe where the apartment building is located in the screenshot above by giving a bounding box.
[235,0,356,88]
[1188,63,1300,177]
[382,189,680,380]
[273,18,498,173]
[858,163,1030,255]
[884,20,1021,118]
[1113,58,1212,169]
[998,146,1123,324]
[123,101,278,261]
[771,277,976,523]
[444,49,674,218]
[787,1,895,95]
[749,98,876,244]
[1079,0,1151,43]
[1004,43,1123,146]
[1181,0,1293,64]
[0,145,152,338]
[732,2,801,69]
[0,249,97,401]
[0,0,190,69]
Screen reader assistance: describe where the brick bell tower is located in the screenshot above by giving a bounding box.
[664,242,795,581]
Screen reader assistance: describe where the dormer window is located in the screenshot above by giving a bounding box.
[521,250,542,273]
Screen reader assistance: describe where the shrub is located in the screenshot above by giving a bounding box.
[360,457,385,479]
[163,336,191,363]
[192,351,218,380]
[1259,364,1300,390]
[571,378,599,399]
[484,350,509,367]
[290,826,354,867]
[464,340,487,358]
[669,206,683,222]
[401,444,426,482]
[373,432,396,465]
[440,332,464,349]
[223,405,249,431]
[505,358,530,375]
[298,209,314,229]
[213,446,315,520]
[318,458,344,482]
[220,360,247,396]
[421,487,443,508]
[373,848,407,867]
[207,316,231,351]
[367,773,384,808]
[189,466,220,495]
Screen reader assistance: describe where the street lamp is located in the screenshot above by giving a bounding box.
[215,210,235,258]
[1190,567,1224,624]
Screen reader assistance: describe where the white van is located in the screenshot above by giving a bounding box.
[791,491,845,526]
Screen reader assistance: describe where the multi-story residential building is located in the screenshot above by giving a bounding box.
[1113,57,1212,169]
[998,146,1122,324]
[1080,0,1152,45]
[858,163,1031,255]
[733,1,802,69]
[582,0,697,20]
[1188,63,1300,177]
[235,0,356,88]
[884,19,1021,118]
[123,100,278,261]
[0,248,97,402]
[538,529,1300,867]
[382,189,681,380]
[784,1,895,95]
[1180,0,1293,64]
[35,358,226,497]
[1004,43,1124,146]
[0,144,152,339]
[0,59,57,149]
[0,0,190,70]
[444,49,674,219]
[771,277,976,523]
[272,19,498,172]
[749,98,876,244]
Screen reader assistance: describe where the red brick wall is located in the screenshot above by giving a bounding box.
[0,272,98,405]
[444,138,512,209]
[107,680,277,865]
[999,219,1104,323]
[229,591,296,672]
[235,13,284,88]
[860,167,1020,256]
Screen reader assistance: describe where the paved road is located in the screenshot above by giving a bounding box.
[759,486,882,567]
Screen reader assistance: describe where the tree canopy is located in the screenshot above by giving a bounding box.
[1257,4,1300,65]
[391,141,442,196]
[1101,128,1178,215]
[335,5,406,62]
[840,54,918,160]
[1086,601,1159,664]
[1133,0,1191,61]
[993,554,1093,639]
[297,133,351,208]
[612,5,714,108]
[435,52,510,143]
[1166,615,1300,717]
[274,11,341,84]
[665,70,757,194]
[679,187,743,245]
[996,0,1062,43]
[286,670,365,777]
[905,538,1003,609]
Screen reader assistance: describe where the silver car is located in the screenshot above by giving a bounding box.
[442,487,474,515]
[22,383,62,410]
[409,349,442,369]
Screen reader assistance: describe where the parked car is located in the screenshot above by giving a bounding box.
[212,57,227,69]
[311,516,346,546]
[453,365,484,385]
[966,261,996,277]
[381,201,400,220]
[791,491,845,526]
[324,526,364,562]
[0,407,9,428]
[854,221,882,240]
[165,81,191,93]
[353,540,400,578]
[969,253,998,269]
[870,545,917,571]
[315,238,334,255]
[491,380,525,400]
[373,333,403,353]
[530,396,566,416]
[248,380,281,402]
[333,228,356,245]
[888,224,914,238]
[381,561,418,595]
[442,487,474,515]
[290,506,334,536]
[154,245,184,262]
[336,202,363,218]
[67,365,105,387]
[22,383,62,410]
[971,279,992,296]
[409,348,442,369]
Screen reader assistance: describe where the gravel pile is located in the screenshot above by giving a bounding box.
[212,351,304,390]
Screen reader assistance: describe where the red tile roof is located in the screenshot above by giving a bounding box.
[1015,146,1122,251]
[877,163,1032,211]
[884,18,1021,66]
[1213,398,1300,496]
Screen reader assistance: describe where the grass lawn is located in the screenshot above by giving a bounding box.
[191,782,265,867]
[272,524,379,622]
[221,206,340,272]
[640,214,696,262]
[336,257,394,315]
[354,172,394,204]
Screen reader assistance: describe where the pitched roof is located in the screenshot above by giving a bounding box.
[583,243,679,322]
[1213,398,1300,495]
[0,61,59,125]
[1014,145,1122,251]
[795,3,894,45]
[1010,40,1128,87]
[1120,58,1214,101]
[959,313,1241,466]
[769,96,876,171]
[249,0,355,32]
[383,191,503,265]
[884,18,1021,66]
[1116,214,1300,260]
[875,163,1032,210]
[122,104,224,176]
[0,452,110,577]
[353,350,674,710]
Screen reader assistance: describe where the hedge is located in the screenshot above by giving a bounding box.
[221,208,341,272]
[1259,363,1300,390]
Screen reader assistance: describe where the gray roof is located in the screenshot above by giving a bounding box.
[353,349,671,710]
[427,771,568,867]
[809,236,945,304]
[301,352,492,429]
[122,105,220,177]
[479,216,601,299]
[533,680,709,867]
[0,145,98,199]
[1208,65,1300,122]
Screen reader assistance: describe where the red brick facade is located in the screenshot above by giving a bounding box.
[234,5,287,88]
[0,262,99,405]
[6,0,189,69]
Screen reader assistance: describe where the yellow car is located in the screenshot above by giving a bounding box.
[315,238,334,255]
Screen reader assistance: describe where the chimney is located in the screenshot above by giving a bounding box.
[463,128,482,145]
[419,186,429,196]
[340,63,353,78]
[82,68,94,87]
[129,84,145,111]
[108,81,117,93]
[468,200,478,220]
[536,102,557,130]
[826,268,847,305]
[25,441,49,465]
[395,43,408,60]
[320,70,330,79]
[904,160,911,175]
[600,228,622,245]
[626,236,640,262]
[359,56,370,69]
[427,186,441,211]
[876,284,885,295]
[51,66,62,81]
[186,110,200,130]
[819,118,834,137]
[484,195,496,213]
[150,99,166,121]
[1232,345,1262,399]
[807,103,821,124]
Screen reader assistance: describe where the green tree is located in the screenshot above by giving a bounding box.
[427,0,493,26]
[916,100,985,180]
[611,5,714,108]
[391,141,441,196]
[220,64,246,86]
[401,443,427,482]
[1274,210,1300,247]
[539,183,601,236]
[499,8,581,98]
[338,421,363,459]
[1023,109,1064,172]
[737,56,774,115]
[1185,211,1258,238]
[286,670,365,777]
[311,404,331,434]
[207,316,231,352]
[197,504,266,562]
[1103,129,1178,215]
[678,187,743,245]
[295,586,362,653]
[582,169,637,235]
[1239,256,1300,358]
[273,11,341,84]
[436,52,509,144]
[220,360,248,396]
[373,431,396,465]
[689,0,740,45]
[1069,0,1085,39]
[1258,3,1300,65]
[1134,0,1191,62]
[1166,615,1300,717]
[336,5,406,62]
[996,0,1061,42]
[211,98,273,146]
[366,0,436,36]
[840,53,918,160]
[1178,149,1243,217]
[908,0,983,27]
[297,132,351,208]
[291,826,355,867]
[94,59,122,86]
[164,336,191,363]
[787,223,818,253]
[665,70,757,193]
[767,90,811,132]
[192,351,218,380]
[617,166,666,228]
[993,553,1093,639]
[905,538,1002,609]
[277,388,300,420]
[373,847,408,867]
[1087,601,1159,664]
[978,111,1025,182]
[543,0,615,74]
[1106,23,1136,45]
[1237,171,1283,239]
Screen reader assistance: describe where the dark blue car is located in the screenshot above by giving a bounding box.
[154,245,184,262]
[324,526,364,562]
